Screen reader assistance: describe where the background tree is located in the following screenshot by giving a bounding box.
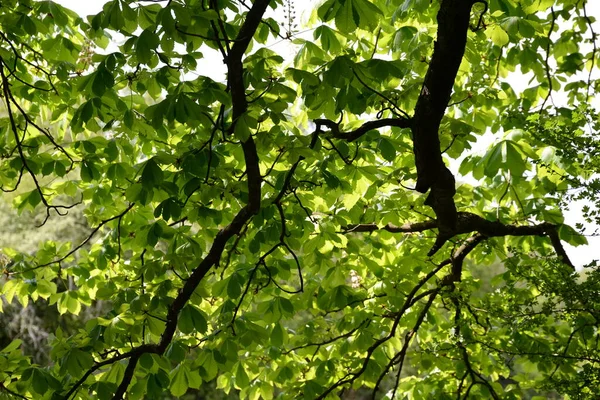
[0,197,90,365]
[0,0,599,399]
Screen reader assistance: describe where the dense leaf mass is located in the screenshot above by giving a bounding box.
[0,0,599,399]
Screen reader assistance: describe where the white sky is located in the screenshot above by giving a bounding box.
[55,0,600,268]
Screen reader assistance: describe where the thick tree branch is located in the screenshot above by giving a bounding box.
[410,0,481,253]
[344,219,436,233]
[445,233,486,283]
[65,344,158,400]
[112,353,142,400]
[546,226,575,270]
[157,0,269,352]
[345,212,575,270]
[411,0,473,193]
[314,117,411,142]
[227,0,269,209]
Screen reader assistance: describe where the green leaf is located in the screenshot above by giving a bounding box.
[58,292,81,315]
[104,362,125,385]
[81,160,100,182]
[178,305,195,334]
[80,101,94,123]
[165,342,186,363]
[65,349,94,376]
[318,0,339,21]
[352,0,383,30]
[141,158,164,189]
[178,305,208,334]
[271,323,284,347]
[378,138,396,162]
[92,65,114,97]
[235,363,249,389]
[394,26,418,51]
[482,140,529,178]
[335,0,357,33]
[559,224,587,246]
[36,280,57,299]
[2,2,599,399]
[314,25,342,54]
[139,353,154,370]
[31,369,48,395]
[1,339,22,353]
[124,109,135,128]
[148,370,170,392]
[146,222,163,247]
[22,15,37,35]
[170,365,189,397]
[46,1,70,26]
[486,25,510,46]
[227,273,242,299]
[136,29,160,64]
[234,114,255,142]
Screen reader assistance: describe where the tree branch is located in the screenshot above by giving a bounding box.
[410,0,484,254]
[411,0,474,193]
[283,319,370,355]
[0,61,79,226]
[65,345,158,400]
[444,233,486,284]
[540,7,556,109]
[316,261,448,399]
[546,226,575,270]
[103,2,272,398]
[373,290,439,399]
[344,219,436,233]
[344,212,574,269]
[12,203,136,274]
[314,117,411,142]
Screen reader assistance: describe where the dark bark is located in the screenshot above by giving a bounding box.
[411,0,475,250]
[345,211,575,270]
[314,117,411,142]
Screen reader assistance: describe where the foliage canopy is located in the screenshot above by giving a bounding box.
[1,0,600,399]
